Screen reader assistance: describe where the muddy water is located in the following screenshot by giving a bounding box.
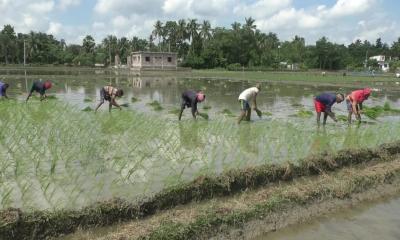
[254,196,400,240]
[2,68,400,119]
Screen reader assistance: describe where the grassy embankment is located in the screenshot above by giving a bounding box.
[191,69,398,83]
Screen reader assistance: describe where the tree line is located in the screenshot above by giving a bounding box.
[1,18,400,71]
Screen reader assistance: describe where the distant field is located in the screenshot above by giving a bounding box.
[191,69,399,83]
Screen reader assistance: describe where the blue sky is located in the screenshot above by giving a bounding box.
[1,0,399,45]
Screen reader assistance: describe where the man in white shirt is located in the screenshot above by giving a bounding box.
[237,83,262,124]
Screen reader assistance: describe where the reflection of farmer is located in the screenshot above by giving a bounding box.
[178,90,205,120]
[0,81,9,99]
[26,80,52,102]
[95,86,124,112]
[346,88,371,124]
[237,84,262,124]
[314,92,344,126]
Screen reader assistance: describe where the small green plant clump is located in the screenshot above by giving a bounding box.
[82,106,93,112]
[221,109,235,117]
[83,98,92,102]
[291,109,313,118]
[203,105,212,110]
[363,102,400,120]
[147,100,163,111]
[198,112,209,120]
[131,97,140,103]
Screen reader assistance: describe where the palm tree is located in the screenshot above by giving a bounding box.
[187,19,198,52]
[200,20,212,46]
[177,19,187,43]
[244,17,256,32]
[231,22,241,32]
[152,20,163,51]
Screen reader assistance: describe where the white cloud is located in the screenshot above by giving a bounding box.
[94,0,163,15]
[233,0,292,18]
[112,15,129,29]
[47,21,62,35]
[27,1,54,14]
[327,0,375,18]
[256,8,323,31]
[58,0,80,10]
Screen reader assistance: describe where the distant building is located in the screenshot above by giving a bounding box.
[127,51,177,70]
[369,55,390,72]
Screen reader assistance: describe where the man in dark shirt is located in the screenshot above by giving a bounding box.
[26,80,53,102]
[178,90,205,120]
[0,81,9,99]
[314,92,344,126]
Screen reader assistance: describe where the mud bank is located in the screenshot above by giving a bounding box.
[2,142,400,240]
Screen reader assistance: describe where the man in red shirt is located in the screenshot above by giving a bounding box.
[346,88,371,123]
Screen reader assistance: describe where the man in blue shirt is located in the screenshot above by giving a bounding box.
[0,81,9,99]
[314,92,344,126]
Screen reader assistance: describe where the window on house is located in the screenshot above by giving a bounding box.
[168,57,172,62]
[145,56,150,62]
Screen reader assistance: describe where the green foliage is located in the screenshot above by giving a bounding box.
[0,23,399,70]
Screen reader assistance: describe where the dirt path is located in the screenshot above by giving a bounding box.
[64,157,400,240]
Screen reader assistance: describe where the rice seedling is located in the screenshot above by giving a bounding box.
[221,109,236,117]
[291,109,314,118]
[197,112,209,120]
[147,100,163,111]
[82,106,93,111]
[1,99,400,214]
[168,108,181,115]
[83,98,92,102]
[131,97,140,102]
[203,105,212,110]
[363,102,400,120]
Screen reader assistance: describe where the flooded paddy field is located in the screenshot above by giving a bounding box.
[1,67,400,239]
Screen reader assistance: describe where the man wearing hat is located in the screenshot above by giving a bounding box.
[178,90,206,120]
[346,88,371,123]
[26,80,53,102]
[237,83,262,124]
[314,92,345,126]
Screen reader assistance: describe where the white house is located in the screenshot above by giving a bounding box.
[369,55,390,72]
[127,52,177,70]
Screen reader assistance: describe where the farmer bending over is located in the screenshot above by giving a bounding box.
[346,88,371,124]
[314,92,344,126]
[237,84,262,124]
[26,80,52,102]
[95,85,124,112]
[178,90,205,120]
[0,81,9,99]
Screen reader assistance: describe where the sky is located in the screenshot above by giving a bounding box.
[0,0,399,46]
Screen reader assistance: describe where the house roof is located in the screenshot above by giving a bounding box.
[131,51,177,55]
